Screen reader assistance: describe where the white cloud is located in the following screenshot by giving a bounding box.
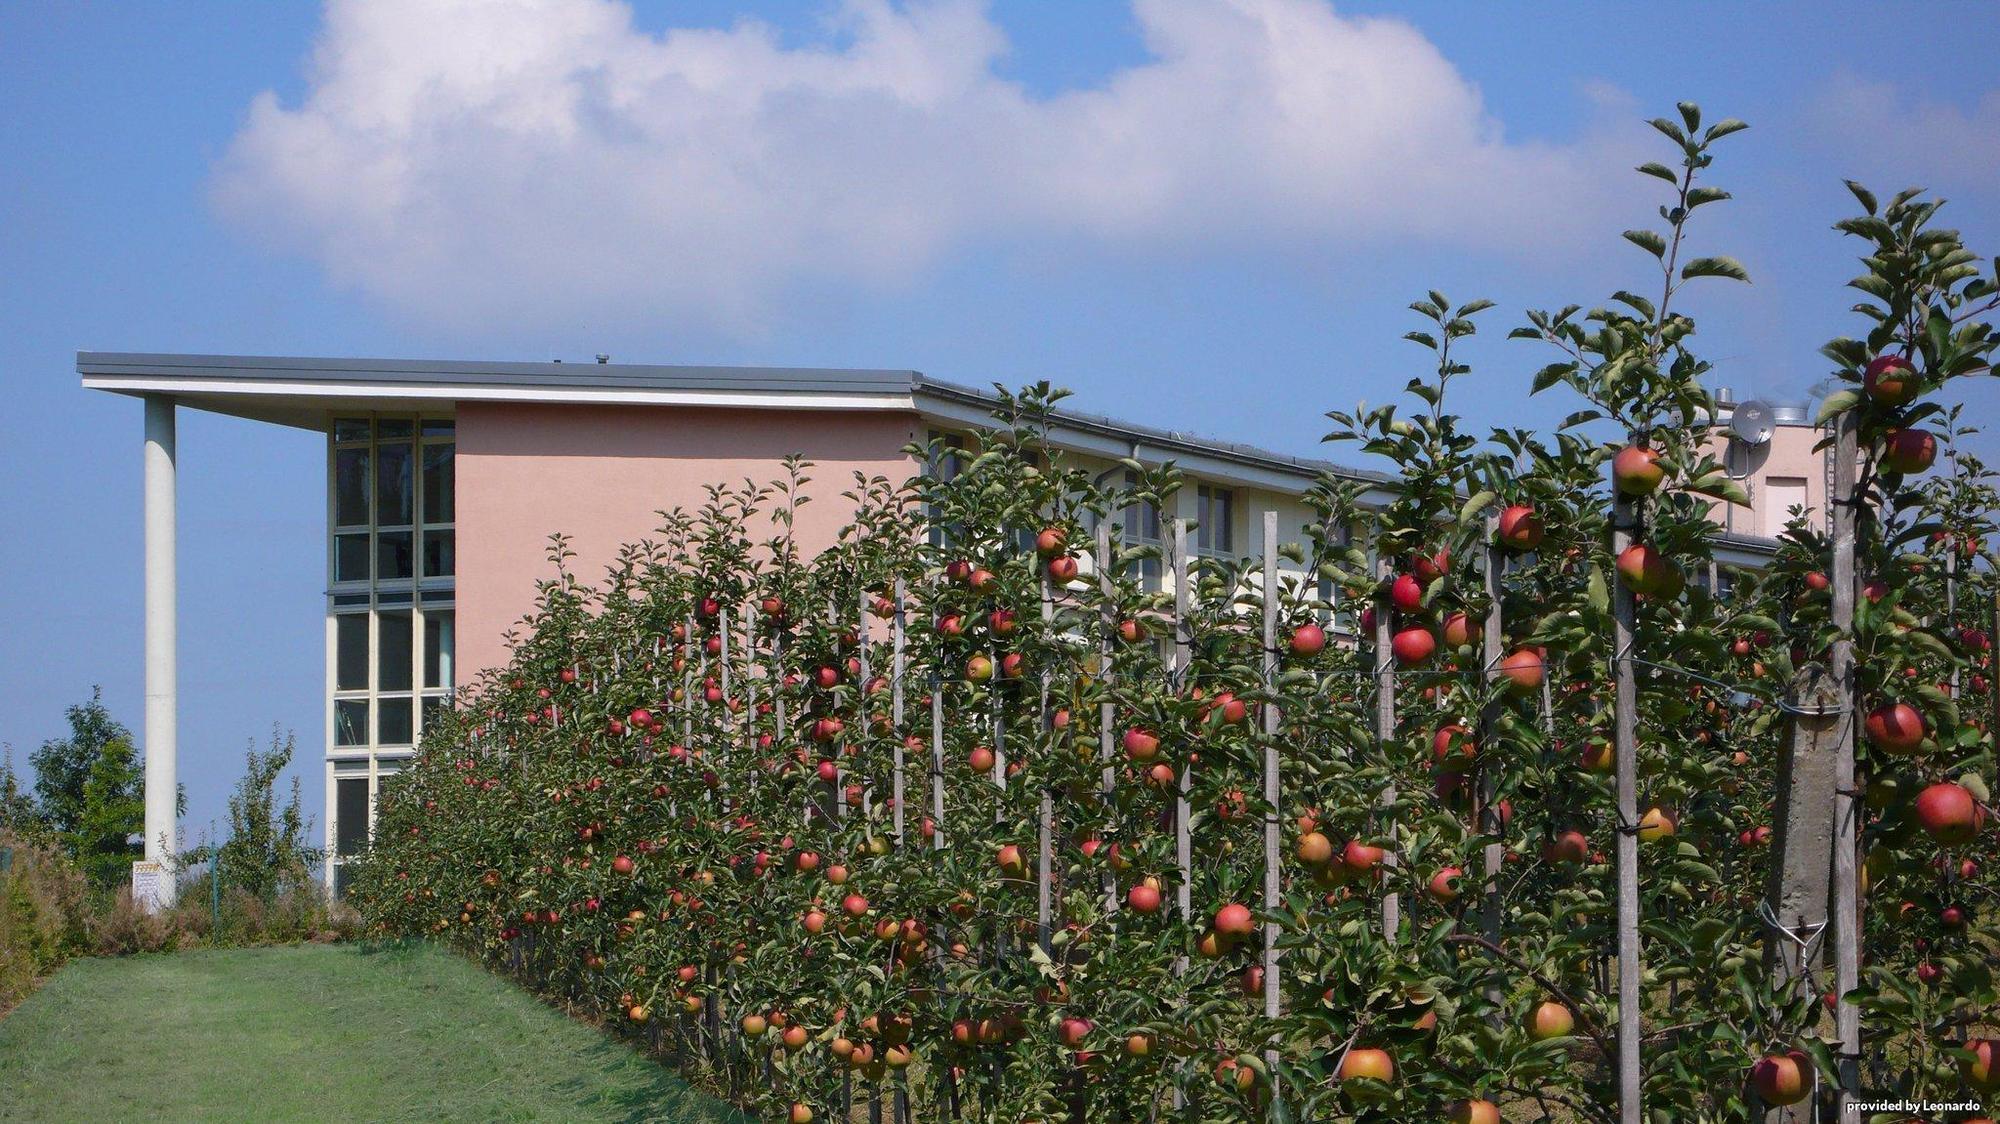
[1806,75,2000,193]
[214,0,1638,335]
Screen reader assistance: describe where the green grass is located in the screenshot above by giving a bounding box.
[0,942,746,1123]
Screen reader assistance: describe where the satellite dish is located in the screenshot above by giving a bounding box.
[1730,400,1775,446]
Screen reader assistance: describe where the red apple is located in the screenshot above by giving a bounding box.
[1916,783,1984,844]
[1499,648,1545,693]
[965,655,994,682]
[1213,902,1255,938]
[1339,1047,1393,1083]
[1441,612,1480,649]
[1882,428,1937,474]
[1863,354,1919,406]
[1392,627,1436,666]
[612,854,635,875]
[1963,1038,2000,1091]
[1122,728,1160,761]
[1390,573,1424,612]
[1289,623,1327,656]
[1448,1100,1501,1124]
[1865,702,1926,754]
[1126,882,1162,914]
[1616,543,1683,598]
[1613,445,1664,496]
[1035,527,1066,556]
[1527,1000,1574,1040]
[1427,867,1463,902]
[1750,1049,1811,1106]
[1497,504,1544,550]
[1047,555,1079,582]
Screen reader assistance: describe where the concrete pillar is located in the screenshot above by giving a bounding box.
[143,395,178,908]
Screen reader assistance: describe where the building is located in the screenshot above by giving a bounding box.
[78,352,1796,896]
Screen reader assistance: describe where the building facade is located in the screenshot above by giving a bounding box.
[80,353,1803,895]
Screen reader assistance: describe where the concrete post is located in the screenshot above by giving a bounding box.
[143,395,179,908]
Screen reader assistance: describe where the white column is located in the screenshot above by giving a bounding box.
[143,395,179,908]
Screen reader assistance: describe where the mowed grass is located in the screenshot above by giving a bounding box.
[0,942,745,1123]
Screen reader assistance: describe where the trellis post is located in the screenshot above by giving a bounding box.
[1829,410,1862,1115]
[892,577,907,844]
[1258,512,1281,1083]
[1609,476,1643,1124]
[1372,555,1399,942]
[1479,514,1505,1024]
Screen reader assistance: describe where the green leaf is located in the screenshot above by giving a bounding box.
[1844,180,1878,215]
[1624,229,1668,258]
[1815,389,1861,424]
[1704,118,1749,141]
[1636,161,1679,184]
[1681,256,1750,283]
[1459,490,1497,526]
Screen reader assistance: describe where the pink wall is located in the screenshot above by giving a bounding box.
[455,402,920,682]
[1701,424,1826,540]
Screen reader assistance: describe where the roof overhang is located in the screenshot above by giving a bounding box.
[77,352,923,431]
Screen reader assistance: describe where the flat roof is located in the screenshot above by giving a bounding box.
[78,350,1775,556]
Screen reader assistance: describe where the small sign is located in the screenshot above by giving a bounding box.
[132,860,169,913]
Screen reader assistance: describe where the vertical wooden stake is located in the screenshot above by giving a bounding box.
[1037,569,1055,954]
[892,577,907,844]
[1609,481,1643,1124]
[1098,520,1120,914]
[1372,555,1399,942]
[1259,512,1281,1081]
[857,587,873,817]
[1171,519,1193,926]
[1829,410,1862,1115]
[1761,665,1842,1123]
[1478,514,1506,1025]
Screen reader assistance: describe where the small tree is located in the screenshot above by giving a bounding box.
[0,745,43,838]
[215,729,321,899]
[29,688,131,839]
[68,735,143,888]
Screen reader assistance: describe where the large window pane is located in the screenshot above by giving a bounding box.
[335,614,369,691]
[335,779,369,856]
[376,418,413,439]
[377,531,413,581]
[421,695,449,738]
[421,418,455,437]
[378,697,413,746]
[334,448,370,526]
[424,610,454,690]
[423,529,454,578]
[333,418,370,443]
[422,443,454,524]
[334,699,369,746]
[375,441,413,526]
[378,610,412,691]
[335,534,370,583]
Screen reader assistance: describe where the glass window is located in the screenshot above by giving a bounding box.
[378,610,413,692]
[376,418,414,439]
[333,418,370,443]
[378,697,413,746]
[334,448,370,526]
[422,443,454,524]
[1121,471,1163,592]
[335,534,370,583]
[1197,486,1234,555]
[423,529,454,578]
[333,864,353,898]
[377,531,413,581]
[336,614,369,692]
[421,695,450,737]
[334,699,369,746]
[332,592,369,607]
[377,588,412,606]
[376,442,413,526]
[335,779,369,856]
[421,419,455,438]
[424,611,455,690]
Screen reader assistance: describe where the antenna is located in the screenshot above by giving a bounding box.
[1729,400,1775,446]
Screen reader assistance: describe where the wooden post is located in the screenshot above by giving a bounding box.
[1760,665,1842,1123]
[1037,568,1055,954]
[1829,411,1862,1115]
[857,588,873,817]
[1171,519,1193,925]
[1609,481,1643,1124]
[1259,512,1281,1081]
[892,577,907,844]
[1098,521,1120,914]
[1372,555,1399,942]
[1478,514,1505,1025]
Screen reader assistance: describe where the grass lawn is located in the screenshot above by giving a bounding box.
[0,942,746,1123]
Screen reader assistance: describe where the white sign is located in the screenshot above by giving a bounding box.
[132,860,169,913]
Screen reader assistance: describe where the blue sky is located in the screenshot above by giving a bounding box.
[4,0,1998,845]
